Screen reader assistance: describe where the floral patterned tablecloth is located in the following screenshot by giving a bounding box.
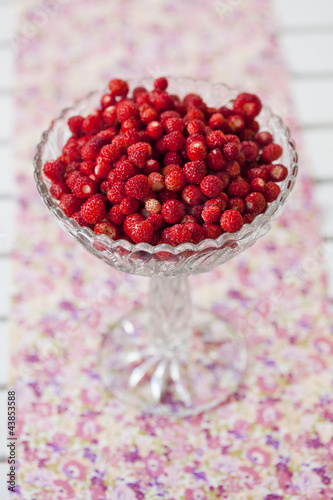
[10,0,333,498]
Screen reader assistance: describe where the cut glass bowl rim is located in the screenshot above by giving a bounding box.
[33,77,298,256]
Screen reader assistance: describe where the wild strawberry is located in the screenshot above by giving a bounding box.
[201,205,221,223]
[269,164,288,182]
[145,198,161,214]
[147,172,164,192]
[227,178,250,198]
[158,188,177,203]
[164,117,184,134]
[160,110,181,122]
[154,77,168,91]
[233,93,262,120]
[228,114,245,133]
[163,131,185,151]
[81,111,103,135]
[215,171,230,190]
[185,222,206,243]
[143,159,160,176]
[109,205,126,225]
[203,223,223,239]
[200,175,223,198]
[94,161,112,180]
[108,78,129,97]
[81,196,106,224]
[162,224,191,245]
[65,170,81,190]
[124,213,144,236]
[189,204,204,223]
[256,131,273,147]
[204,196,227,211]
[245,192,266,214]
[260,143,283,163]
[102,105,118,127]
[187,119,206,135]
[116,99,139,123]
[225,160,240,178]
[82,136,108,161]
[113,159,136,182]
[161,200,185,224]
[206,130,227,150]
[241,141,259,162]
[125,174,150,200]
[223,141,241,160]
[50,182,70,200]
[79,161,95,176]
[121,117,140,133]
[227,197,245,213]
[146,120,163,140]
[164,169,185,192]
[128,142,152,168]
[43,159,66,182]
[131,220,154,244]
[149,90,174,112]
[164,151,183,167]
[209,113,225,130]
[220,209,244,233]
[100,93,115,110]
[243,213,256,224]
[247,166,269,182]
[206,148,227,172]
[118,197,139,215]
[183,161,207,184]
[107,181,126,204]
[181,215,197,224]
[72,211,93,228]
[147,212,164,230]
[264,181,281,202]
[59,194,82,217]
[72,176,98,199]
[187,140,207,161]
[250,177,265,193]
[182,185,204,206]
[68,116,84,136]
[94,221,120,239]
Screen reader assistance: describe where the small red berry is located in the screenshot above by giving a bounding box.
[165,169,186,192]
[107,181,126,204]
[113,160,137,182]
[108,78,129,97]
[202,205,221,223]
[163,131,185,151]
[220,209,244,233]
[80,161,95,176]
[227,178,250,198]
[206,130,227,150]
[164,151,183,167]
[245,192,266,214]
[187,140,207,161]
[247,166,269,182]
[206,149,227,172]
[127,142,152,168]
[43,159,66,183]
[223,141,241,161]
[228,114,245,133]
[140,106,159,124]
[203,223,223,239]
[182,185,204,206]
[260,143,283,163]
[109,205,126,226]
[59,194,82,217]
[147,212,164,230]
[200,175,223,198]
[65,170,81,190]
[68,116,84,136]
[209,113,225,130]
[81,111,103,135]
[131,220,154,244]
[124,213,144,236]
[148,172,165,192]
[125,174,150,200]
[50,182,70,200]
[243,213,256,224]
[98,144,122,165]
[225,160,240,178]
[158,188,177,203]
[256,131,273,147]
[241,141,259,162]
[102,105,118,127]
[250,177,266,193]
[119,196,140,215]
[72,176,98,199]
[146,120,164,140]
[264,181,281,202]
[143,159,160,176]
[233,92,262,120]
[183,161,207,184]
[94,221,119,240]
[116,99,139,123]
[154,77,168,91]
[269,164,288,182]
[145,198,161,214]
[227,197,245,213]
[81,197,106,224]
[161,200,185,224]
[187,119,206,135]
[162,224,192,245]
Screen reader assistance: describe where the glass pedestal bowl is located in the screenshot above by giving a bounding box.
[34,77,298,417]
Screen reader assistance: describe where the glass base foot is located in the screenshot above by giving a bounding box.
[99,308,247,417]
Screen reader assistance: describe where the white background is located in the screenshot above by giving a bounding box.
[0,0,333,496]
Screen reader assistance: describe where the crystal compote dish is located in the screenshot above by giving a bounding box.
[34,77,298,417]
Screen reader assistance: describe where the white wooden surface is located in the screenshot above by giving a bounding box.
[0,1,333,496]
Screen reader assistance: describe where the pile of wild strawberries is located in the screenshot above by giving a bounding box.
[43,77,287,246]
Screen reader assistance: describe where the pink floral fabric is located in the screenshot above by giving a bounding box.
[11,0,333,498]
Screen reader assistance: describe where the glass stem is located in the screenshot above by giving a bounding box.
[147,275,192,354]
